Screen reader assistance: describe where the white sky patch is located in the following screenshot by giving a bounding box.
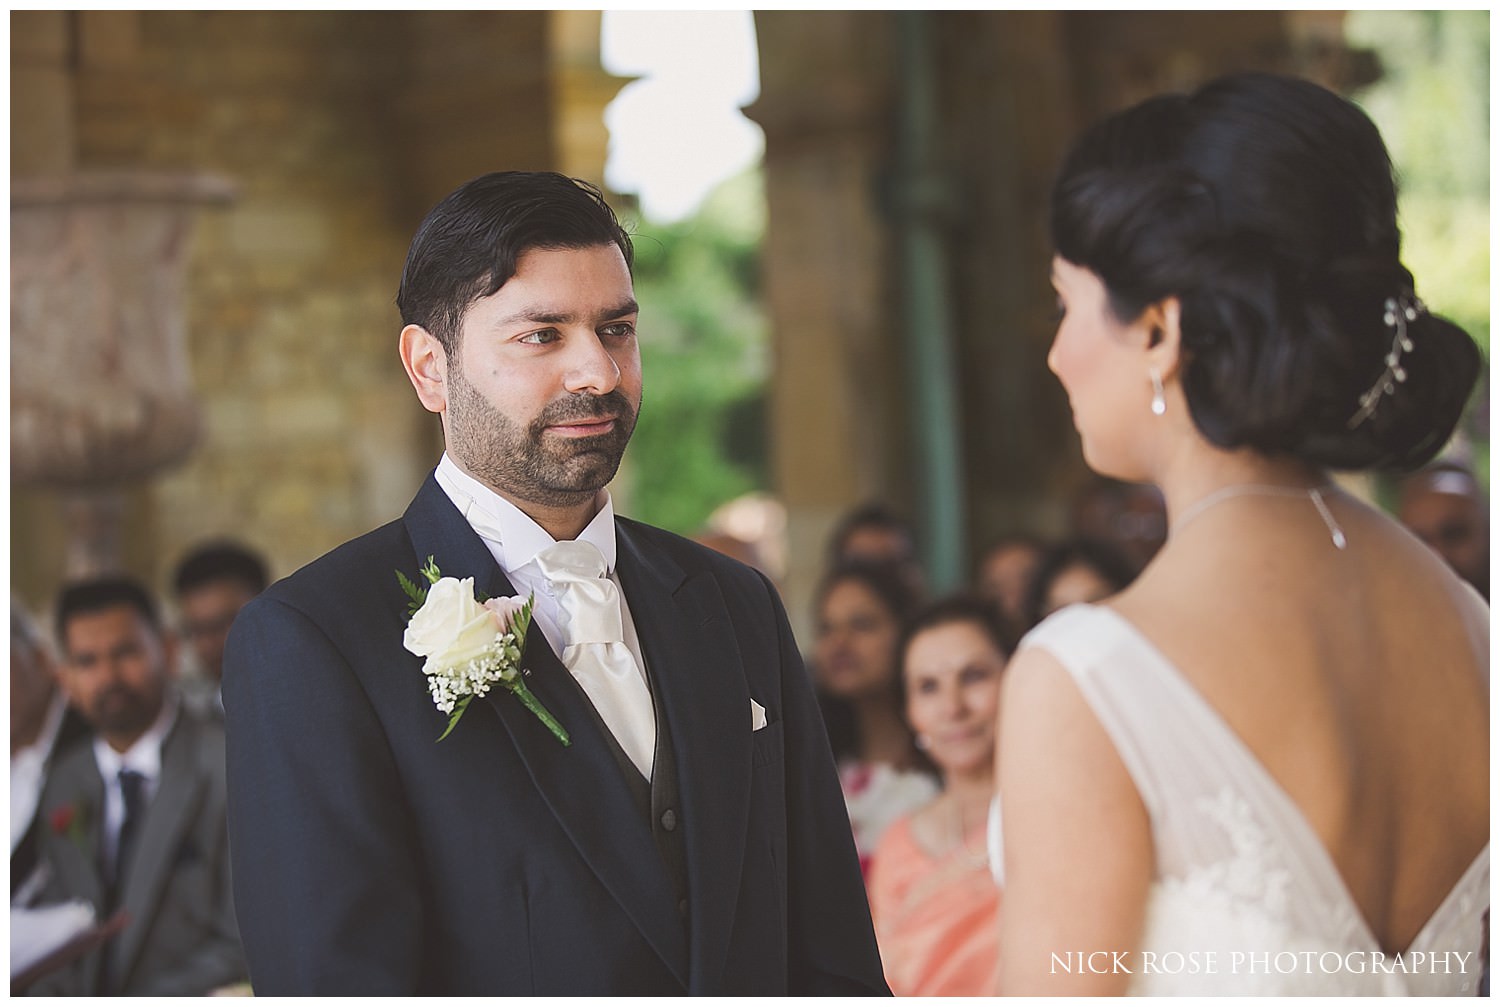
[601,10,764,223]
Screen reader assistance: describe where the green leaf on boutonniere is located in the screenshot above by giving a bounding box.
[396,567,428,617]
[510,594,535,642]
[436,695,473,743]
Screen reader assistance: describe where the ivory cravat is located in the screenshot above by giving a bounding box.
[533,540,656,779]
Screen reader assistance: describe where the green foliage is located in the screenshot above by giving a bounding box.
[1346,11,1490,487]
[624,169,771,534]
[1347,11,1489,353]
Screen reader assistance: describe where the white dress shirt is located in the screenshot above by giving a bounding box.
[92,696,178,871]
[434,454,656,758]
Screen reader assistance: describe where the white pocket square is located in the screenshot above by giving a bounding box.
[750,699,767,731]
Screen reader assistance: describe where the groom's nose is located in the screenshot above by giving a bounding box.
[562,332,623,397]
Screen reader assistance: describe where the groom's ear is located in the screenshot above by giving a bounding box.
[400,324,448,415]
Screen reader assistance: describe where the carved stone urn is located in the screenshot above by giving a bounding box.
[11,171,235,576]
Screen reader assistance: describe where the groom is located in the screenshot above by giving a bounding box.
[221,172,888,995]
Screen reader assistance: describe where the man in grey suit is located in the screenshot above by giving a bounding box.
[26,577,244,995]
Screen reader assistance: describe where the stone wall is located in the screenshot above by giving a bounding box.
[11,11,618,614]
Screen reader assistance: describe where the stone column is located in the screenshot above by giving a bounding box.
[549,11,630,185]
[748,11,902,637]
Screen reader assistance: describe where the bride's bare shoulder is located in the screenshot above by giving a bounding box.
[1107,499,1486,698]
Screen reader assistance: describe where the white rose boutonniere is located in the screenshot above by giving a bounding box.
[398,556,570,745]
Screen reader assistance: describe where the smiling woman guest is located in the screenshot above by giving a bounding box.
[867,596,1007,996]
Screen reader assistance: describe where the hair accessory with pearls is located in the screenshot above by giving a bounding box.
[1347,293,1425,428]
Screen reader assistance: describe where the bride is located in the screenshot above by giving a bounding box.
[996,72,1488,995]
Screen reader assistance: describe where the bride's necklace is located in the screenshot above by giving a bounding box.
[1171,483,1347,549]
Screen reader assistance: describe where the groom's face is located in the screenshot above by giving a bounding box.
[443,244,642,509]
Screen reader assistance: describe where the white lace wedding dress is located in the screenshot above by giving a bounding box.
[992,604,1488,995]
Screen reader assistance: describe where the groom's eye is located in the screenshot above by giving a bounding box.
[519,328,560,345]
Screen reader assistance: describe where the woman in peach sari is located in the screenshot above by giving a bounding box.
[867,596,1008,996]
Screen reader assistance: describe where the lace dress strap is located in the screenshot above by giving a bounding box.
[1016,605,1187,818]
[1017,604,1366,941]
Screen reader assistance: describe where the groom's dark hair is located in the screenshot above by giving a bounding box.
[397,171,635,354]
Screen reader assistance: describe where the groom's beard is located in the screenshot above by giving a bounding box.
[446,370,638,509]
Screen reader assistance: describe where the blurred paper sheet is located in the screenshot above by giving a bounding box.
[10,901,96,978]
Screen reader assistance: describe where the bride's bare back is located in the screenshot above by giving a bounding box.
[1112,487,1488,956]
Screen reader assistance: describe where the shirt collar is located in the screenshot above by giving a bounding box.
[434,453,617,574]
[92,692,179,783]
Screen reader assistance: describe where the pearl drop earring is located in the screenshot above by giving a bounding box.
[1150,368,1166,416]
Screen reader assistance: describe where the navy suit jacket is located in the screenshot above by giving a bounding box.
[222,475,888,994]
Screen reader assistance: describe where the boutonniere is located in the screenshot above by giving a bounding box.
[398,556,570,745]
[49,801,90,850]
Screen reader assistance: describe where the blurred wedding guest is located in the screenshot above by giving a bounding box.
[171,540,269,715]
[28,576,244,995]
[11,600,90,903]
[1397,460,1488,598]
[1069,476,1167,574]
[974,535,1046,645]
[692,529,766,575]
[999,73,1486,995]
[813,561,938,871]
[827,502,927,596]
[868,596,1007,996]
[1021,537,1136,630]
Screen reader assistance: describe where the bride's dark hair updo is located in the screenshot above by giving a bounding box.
[1051,72,1480,471]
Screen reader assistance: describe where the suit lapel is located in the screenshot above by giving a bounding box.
[107,713,209,989]
[43,753,108,907]
[615,520,752,991]
[403,476,689,986]
[38,748,107,991]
